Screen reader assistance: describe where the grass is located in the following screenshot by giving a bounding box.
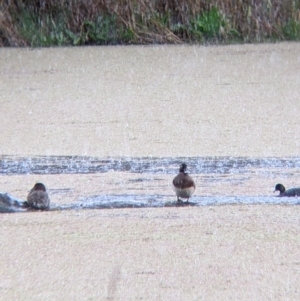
[1,0,300,47]
[188,7,240,42]
[282,18,300,40]
[13,9,134,47]
[16,10,69,47]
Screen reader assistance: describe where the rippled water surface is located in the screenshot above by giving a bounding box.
[2,155,300,175]
[1,155,300,212]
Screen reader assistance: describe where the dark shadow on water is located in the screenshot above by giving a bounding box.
[0,193,28,213]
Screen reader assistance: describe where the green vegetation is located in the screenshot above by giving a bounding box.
[16,9,70,47]
[11,9,133,47]
[188,7,240,41]
[282,18,300,40]
[1,0,300,47]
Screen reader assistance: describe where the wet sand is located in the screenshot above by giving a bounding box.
[1,43,300,300]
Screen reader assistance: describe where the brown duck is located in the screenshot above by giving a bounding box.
[27,183,50,210]
[172,163,196,202]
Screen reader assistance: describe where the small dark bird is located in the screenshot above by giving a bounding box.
[172,163,196,202]
[27,183,50,210]
[274,183,300,197]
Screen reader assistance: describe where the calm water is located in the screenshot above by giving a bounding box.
[1,155,300,212]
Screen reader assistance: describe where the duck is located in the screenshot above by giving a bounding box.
[172,163,196,202]
[274,183,300,197]
[27,183,50,210]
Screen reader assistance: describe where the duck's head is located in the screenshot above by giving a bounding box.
[274,183,285,193]
[179,163,187,173]
[31,182,47,192]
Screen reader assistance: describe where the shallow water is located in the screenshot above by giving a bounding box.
[1,155,300,212]
[1,44,300,212]
[2,155,300,175]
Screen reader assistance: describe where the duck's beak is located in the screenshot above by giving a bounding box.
[273,190,276,193]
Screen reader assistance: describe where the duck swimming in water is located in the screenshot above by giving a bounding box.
[27,183,50,210]
[274,183,300,197]
[172,163,196,203]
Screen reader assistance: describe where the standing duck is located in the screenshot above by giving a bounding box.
[172,163,196,202]
[274,183,300,197]
[27,183,50,210]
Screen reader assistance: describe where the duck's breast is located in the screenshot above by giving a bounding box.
[173,186,195,198]
[27,191,50,210]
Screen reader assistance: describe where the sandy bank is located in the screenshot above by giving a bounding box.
[1,43,300,157]
[1,205,300,300]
